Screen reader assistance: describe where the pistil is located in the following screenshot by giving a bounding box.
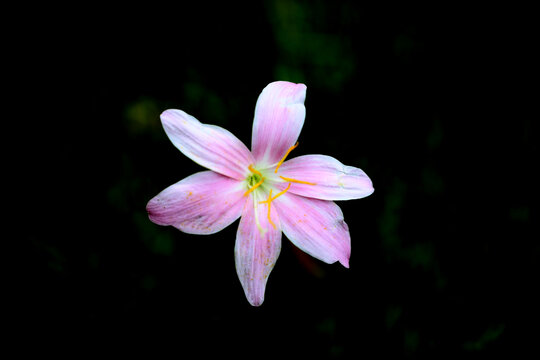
[261,189,276,229]
[259,184,292,229]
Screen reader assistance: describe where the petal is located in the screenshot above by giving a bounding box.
[235,194,281,306]
[273,193,350,267]
[251,81,307,166]
[146,171,246,234]
[278,155,374,200]
[161,109,254,180]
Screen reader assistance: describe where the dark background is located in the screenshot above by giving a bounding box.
[18,1,536,357]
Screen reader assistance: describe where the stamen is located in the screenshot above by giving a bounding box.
[248,164,262,177]
[270,183,291,201]
[259,189,276,229]
[258,183,293,230]
[244,176,265,197]
[274,142,299,173]
[279,176,316,185]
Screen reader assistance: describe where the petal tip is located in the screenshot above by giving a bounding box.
[159,108,177,120]
[145,196,156,213]
[248,296,264,307]
[339,257,350,268]
[145,197,167,226]
[265,81,307,103]
[159,109,192,127]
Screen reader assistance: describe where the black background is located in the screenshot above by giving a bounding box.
[16,2,536,357]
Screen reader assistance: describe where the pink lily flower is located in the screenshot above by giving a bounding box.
[146,81,374,306]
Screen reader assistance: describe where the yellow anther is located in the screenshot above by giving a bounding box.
[270,183,291,201]
[274,142,299,173]
[279,176,316,185]
[244,176,265,197]
[248,164,262,177]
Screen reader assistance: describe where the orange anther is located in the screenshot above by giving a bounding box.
[279,176,316,185]
[274,142,299,173]
[270,183,291,200]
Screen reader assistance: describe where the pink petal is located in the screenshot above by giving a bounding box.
[273,193,351,267]
[161,109,254,180]
[251,81,307,167]
[278,155,374,200]
[235,194,281,306]
[146,171,246,234]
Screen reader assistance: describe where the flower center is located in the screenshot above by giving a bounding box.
[243,142,317,230]
[244,165,265,196]
[247,173,262,187]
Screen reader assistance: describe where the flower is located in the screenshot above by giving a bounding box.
[146,81,374,306]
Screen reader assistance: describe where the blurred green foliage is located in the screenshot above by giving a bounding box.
[269,0,356,90]
[463,324,505,352]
